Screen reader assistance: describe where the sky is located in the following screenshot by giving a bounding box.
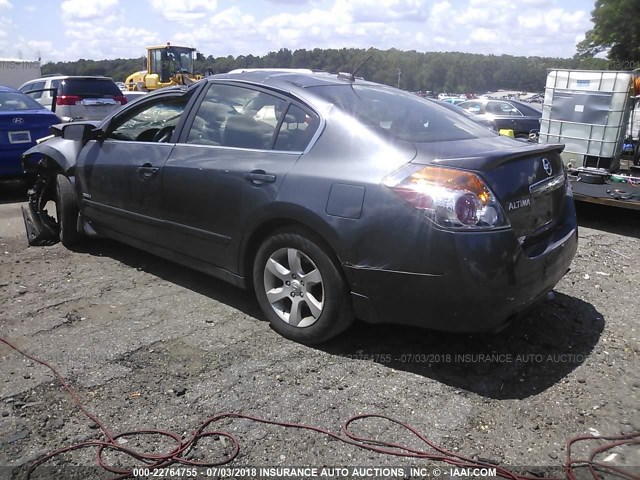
[0,0,595,63]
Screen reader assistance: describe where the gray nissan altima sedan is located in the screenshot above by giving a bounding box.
[22,69,578,344]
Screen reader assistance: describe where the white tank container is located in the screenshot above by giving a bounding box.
[539,69,636,172]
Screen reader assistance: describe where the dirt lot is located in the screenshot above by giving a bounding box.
[0,181,639,480]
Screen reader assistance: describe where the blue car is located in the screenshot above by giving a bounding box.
[0,85,60,178]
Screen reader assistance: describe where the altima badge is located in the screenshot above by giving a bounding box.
[508,198,531,210]
[542,158,553,176]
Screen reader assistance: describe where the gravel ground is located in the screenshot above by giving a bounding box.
[0,181,639,480]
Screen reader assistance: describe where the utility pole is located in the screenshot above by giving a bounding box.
[397,67,402,89]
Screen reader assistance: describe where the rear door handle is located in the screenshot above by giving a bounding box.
[245,170,276,185]
[138,162,159,181]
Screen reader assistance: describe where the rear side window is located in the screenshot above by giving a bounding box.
[310,84,493,143]
[187,83,286,149]
[60,79,121,98]
[490,101,523,116]
[20,81,46,99]
[274,104,319,152]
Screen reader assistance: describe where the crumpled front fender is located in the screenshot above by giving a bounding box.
[22,137,83,175]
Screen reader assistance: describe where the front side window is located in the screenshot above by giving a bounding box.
[109,95,190,142]
[187,83,286,149]
[311,84,493,143]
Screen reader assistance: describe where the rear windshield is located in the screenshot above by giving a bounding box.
[60,78,121,98]
[308,84,494,143]
[0,91,47,111]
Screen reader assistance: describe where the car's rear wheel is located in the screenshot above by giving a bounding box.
[55,174,81,247]
[253,229,353,344]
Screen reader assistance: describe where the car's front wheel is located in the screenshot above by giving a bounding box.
[55,174,81,247]
[253,229,353,344]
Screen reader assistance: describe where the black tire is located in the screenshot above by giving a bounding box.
[253,229,353,344]
[55,174,81,247]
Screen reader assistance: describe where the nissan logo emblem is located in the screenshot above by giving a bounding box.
[542,158,553,176]
[12,117,24,124]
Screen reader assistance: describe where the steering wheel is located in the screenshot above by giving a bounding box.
[153,125,175,143]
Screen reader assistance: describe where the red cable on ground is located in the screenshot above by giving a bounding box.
[1,336,638,480]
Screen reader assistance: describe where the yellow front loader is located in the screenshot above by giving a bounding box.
[125,43,203,91]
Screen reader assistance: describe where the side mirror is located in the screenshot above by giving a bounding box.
[61,123,96,143]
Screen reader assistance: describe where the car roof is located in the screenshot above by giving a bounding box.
[0,85,20,93]
[26,75,114,81]
[209,69,380,90]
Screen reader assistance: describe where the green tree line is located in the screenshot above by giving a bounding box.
[42,47,612,93]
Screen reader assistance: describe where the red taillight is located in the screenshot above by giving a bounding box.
[114,96,127,105]
[56,95,82,106]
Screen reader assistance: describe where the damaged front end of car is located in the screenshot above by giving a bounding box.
[21,122,96,246]
[22,157,60,246]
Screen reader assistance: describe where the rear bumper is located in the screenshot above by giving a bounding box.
[345,202,578,333]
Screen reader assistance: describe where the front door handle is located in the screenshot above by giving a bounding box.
[138,163,159,181]
[245,170,276,185]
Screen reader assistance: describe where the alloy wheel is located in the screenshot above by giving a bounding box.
[263,247,324,328]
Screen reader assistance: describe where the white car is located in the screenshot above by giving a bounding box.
[19,75,127,122]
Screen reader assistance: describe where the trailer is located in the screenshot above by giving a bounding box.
[539,69,640,210]
[0,58,41,89]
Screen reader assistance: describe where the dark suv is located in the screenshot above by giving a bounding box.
[19,75,126,122]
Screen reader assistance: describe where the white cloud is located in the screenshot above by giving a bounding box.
[0,15,11,45]
[172,7,261,56]
[163,0,592,59]
[3,0,594,63]
[61,25,159,62]
[468,28,500,45]
[252,1,419,53]
[61,0,118,20]
[421,0,591,57]
[432,1,451,16]
[266,0,312,3]
[149,0,218,22]
[332,0,431,23]
[55,0,158,62]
